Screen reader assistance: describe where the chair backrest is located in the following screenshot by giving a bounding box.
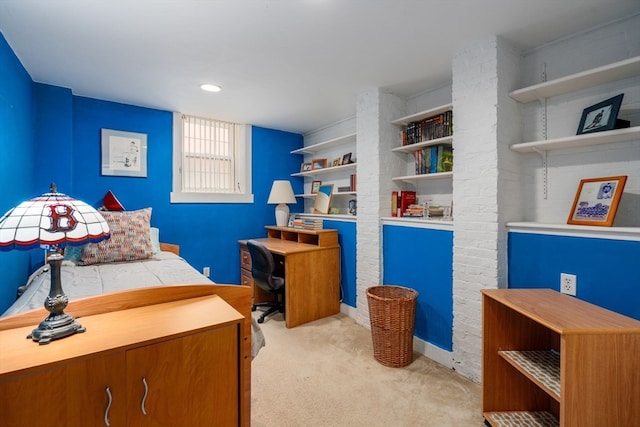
[246,240,283,293]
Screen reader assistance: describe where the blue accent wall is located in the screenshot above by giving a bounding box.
[0,33,36,312]
[382,225,453,351]
[323,219,357,307]
[0,33,304,312]
[508,232,640,320]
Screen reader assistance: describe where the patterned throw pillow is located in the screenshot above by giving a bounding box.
[81,208,153,265]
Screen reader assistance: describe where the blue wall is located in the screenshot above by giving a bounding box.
[323,219,357,307]
[508,232,640,320]
[0,33,304,313]
[382,225,453,351]
[0,33,36,310]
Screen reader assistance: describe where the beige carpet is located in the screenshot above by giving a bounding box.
[251,311,485,427]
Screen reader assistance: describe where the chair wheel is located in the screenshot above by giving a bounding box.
[257,318,264,324]
[251,306,257,312]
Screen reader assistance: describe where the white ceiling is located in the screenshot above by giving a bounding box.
[1,1,638,135]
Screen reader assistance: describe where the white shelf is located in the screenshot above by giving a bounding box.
[295,191,356,198]
[510,56,640,103]
[291,133,356,155]
[507,222,640,242]
[295,213,356,222]
[382,216,453,230]
[391,103,453,126]
[392,171,452,183]
[391,136,453,154]
[291,163,356,178]
[510,126,640,153]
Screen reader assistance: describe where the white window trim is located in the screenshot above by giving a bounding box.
[170,112,254,203]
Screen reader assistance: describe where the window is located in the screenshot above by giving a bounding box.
[171,113,253,203]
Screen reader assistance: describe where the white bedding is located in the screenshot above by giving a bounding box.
[2,252,265,357]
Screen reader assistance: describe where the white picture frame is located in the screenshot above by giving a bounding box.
[101,128,148,177]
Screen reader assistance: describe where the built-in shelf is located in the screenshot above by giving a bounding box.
[291,163,356,178]
[291,133,356,155]
[382,216,453,230]
[391,171,452,184]
[296,213,356,221]
[391,136,454,154]
[295,191,356,198]
[391,103,453,126]
[507,222,640,241]
[510,56,640,103]
[510,126,640,153]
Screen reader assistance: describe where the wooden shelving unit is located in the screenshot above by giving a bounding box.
[482,288,640,427]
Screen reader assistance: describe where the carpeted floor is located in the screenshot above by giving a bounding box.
[251,311,485,427]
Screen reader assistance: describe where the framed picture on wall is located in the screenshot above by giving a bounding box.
[567,175,627,227]
[101,128,148,177]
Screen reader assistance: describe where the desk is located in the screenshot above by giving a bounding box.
[239,226,341,328]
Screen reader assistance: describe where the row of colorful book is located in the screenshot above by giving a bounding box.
[292,218,323,230]
[414,144,453,175]
[400,110,453,146]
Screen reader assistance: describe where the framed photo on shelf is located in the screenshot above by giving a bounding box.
[301,162,312,172]
[311,180,321,194]
[332,157,341,167]
[342,152,352,165]
[311,158,327,170]
[576,93,624,135]
[313,184,333,214]
[567,175,627,227]
[101,128,147,177]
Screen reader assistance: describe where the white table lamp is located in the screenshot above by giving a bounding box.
[267,180,296,227]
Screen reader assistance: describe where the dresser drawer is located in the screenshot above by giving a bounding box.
[240,245,252,270]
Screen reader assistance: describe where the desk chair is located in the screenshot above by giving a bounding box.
[247,240,285,324]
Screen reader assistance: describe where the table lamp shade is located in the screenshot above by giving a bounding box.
[0,187,110,251]
[0,184,111,344]
[267,180,296,227]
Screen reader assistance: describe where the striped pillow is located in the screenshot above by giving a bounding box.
[81,208,153,265]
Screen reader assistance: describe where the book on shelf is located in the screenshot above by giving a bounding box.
[400,110,453,146]
[436,144,453,172]
[350,174,357,191]
[404,204,424,217]
[392,190,416,217]
[391,191,398,216]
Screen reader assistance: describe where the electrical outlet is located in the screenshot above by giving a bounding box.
[560,273,576,296]
[203,266,210,277]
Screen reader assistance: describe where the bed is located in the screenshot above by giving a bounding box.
[0,207,263,426]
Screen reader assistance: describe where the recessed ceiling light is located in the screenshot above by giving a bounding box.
[200,84,221,93]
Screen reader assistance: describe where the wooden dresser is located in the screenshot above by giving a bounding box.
[0,292,244,427]
[482,288,640,427]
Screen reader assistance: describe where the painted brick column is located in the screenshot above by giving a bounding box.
[451,37,521,382]
[355,88,405,327]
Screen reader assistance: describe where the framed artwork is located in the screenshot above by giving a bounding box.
[342,152,352,165]
[311,180,322,194]
[313,184,334,214]
[332,157,341,167]
[567,175,627,227]
[101,128,147,177]
[576,93,624,135]
[301,162,312,172]
[311,158,328,170]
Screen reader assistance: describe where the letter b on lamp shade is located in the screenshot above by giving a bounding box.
[267,180,296,227]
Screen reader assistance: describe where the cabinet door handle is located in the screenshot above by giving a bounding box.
[141,377,148,415]
[104,387,112,426]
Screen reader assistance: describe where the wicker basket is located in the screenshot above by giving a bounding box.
[366,285,418,368]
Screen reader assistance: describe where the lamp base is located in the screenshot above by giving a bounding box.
[28,312,86,345]
[275,203,290,227]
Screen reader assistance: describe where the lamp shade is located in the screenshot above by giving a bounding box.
[0,185,110,251]
[267,180,296,205]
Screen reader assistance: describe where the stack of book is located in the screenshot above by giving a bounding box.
[413,144,453,175]
[400,110,453,146]
[292,218,323,230]
[403,204,425,217]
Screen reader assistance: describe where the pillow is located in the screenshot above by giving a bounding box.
[150,226,161,255]
[81,208,153,265]
[63,245,85,263]
[102,190,126,211]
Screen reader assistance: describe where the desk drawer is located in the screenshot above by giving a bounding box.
[240,245,252,270]
[240,269,253,287]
